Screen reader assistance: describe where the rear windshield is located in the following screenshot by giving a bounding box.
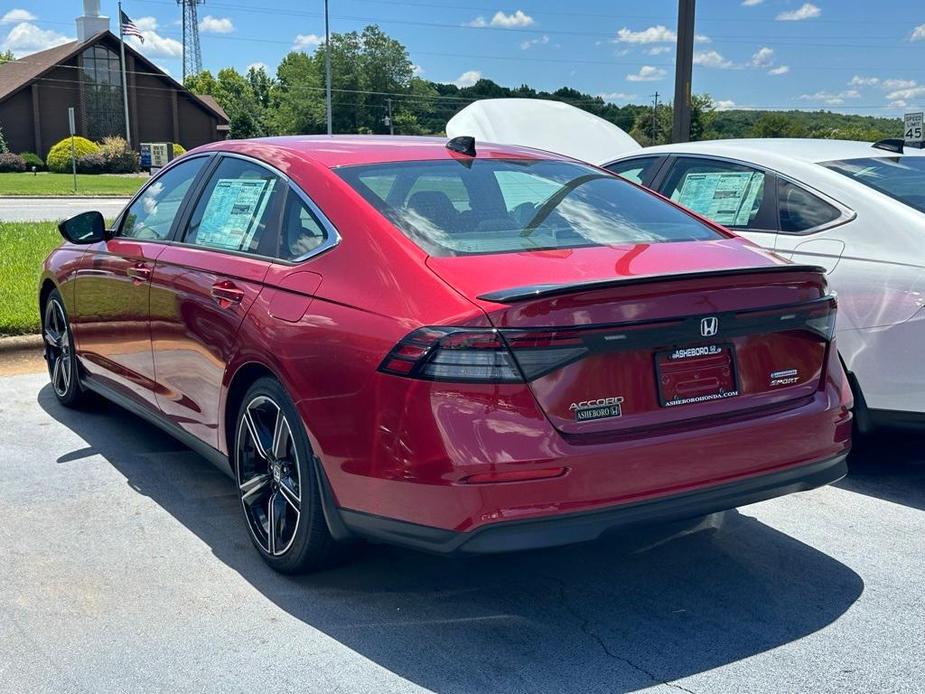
[337,158,724,256]
[822,156,925,213]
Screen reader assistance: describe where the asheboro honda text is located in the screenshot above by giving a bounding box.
[40,135,852,573]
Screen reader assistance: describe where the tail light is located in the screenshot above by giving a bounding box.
[378,327,588,383]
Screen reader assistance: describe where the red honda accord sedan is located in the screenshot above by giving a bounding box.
[41,135,852,572]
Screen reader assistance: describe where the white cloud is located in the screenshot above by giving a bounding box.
[1,8,36,23]
[741,0,764,5]
[776,3,821,21]
[646,46,672,55]
[293,33,322,51]
[911,24,925,40]
[715,99,737,111]
[750,47,774,67]
[890,99,908,109]
[520,34,549,49]
[247,61,268,72]
[452,70,482,87]
[616,24,675,43]
[468,10,534,28]
[883,78,916,90]
[126,18,183,59]
[800,89,861,105]
[614,24,710,45]
[411,63,424,76]
[693,50,734,69]
[598,91,637,102]
[0,22,71,57]
[849,75,879,86]
[768,65,790,75]
[626,65,666,82]
[886,85,925,101]
[134,16,159,32]
[198,16,234,34]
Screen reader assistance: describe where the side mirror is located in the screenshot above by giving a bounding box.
[58,211,107,244]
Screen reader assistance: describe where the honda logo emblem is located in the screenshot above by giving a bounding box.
[700,316,719,338]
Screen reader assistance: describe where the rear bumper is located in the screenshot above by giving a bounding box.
[338,453,847,555]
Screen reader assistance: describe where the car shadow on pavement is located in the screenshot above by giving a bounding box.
[840,433,925,512]
[39,386,864,693]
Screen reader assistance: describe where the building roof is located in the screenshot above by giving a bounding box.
[195,94,230,125]
[0,39,83,103]
[0,31,228,124]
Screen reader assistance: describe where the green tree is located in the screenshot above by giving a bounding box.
[749,113,808,138]
[268,51,325,134]
[0,49,15,64]
[185,68,266,138]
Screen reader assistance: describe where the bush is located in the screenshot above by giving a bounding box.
[173,143,186,158]
[0,152,26,172]
[99,136,139,173]
[76,151,106,174]
[19,152,44,170]
[46,136,100,173]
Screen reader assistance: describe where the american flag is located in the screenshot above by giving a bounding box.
[120,10,144,43]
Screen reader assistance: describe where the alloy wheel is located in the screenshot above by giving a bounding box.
[44,298,72,397]
[236,395,302,556]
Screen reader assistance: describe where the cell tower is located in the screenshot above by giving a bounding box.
[177,0,204,82]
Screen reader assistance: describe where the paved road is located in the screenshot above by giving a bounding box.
[1,367,923,693]
[0,197,131,222]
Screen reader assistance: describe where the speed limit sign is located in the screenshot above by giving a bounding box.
[904,112,923,147]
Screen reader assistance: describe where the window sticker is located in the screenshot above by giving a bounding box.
[196,178,275,250]
[674,171,763,226]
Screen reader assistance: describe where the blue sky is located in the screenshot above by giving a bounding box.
[3,1,925,116]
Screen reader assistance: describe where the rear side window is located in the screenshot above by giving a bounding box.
[778,178,843,233]
[661,158,776,230]
[338,158,723,257]
[119,157,206,240]
[604,156,662,186]
[183,157,285,255]
[275,189,329,261]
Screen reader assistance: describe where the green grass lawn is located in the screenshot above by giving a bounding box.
[0,172,147,197]
[0,222,63,336]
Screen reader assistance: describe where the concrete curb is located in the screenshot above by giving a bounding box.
[0,334,43,353]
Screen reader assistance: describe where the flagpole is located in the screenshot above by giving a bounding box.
[118,2,132,147]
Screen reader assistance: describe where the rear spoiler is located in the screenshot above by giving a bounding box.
[478,265,828,304]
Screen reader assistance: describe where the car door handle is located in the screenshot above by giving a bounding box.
[210,281,245,306]
[126,263,152,283]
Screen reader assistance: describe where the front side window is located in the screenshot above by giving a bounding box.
[183,158,285,255]
[822,156,925,214]
[119,157,206,240]
[661,158,775,230]
[338,159,723,256]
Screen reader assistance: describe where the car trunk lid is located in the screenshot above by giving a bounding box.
[427,241,835,436]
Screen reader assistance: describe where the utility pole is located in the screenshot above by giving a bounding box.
[385,98,394,135]
[177,0,204,82]
[324,0,333,135]
[650,91,659,143]
[672,0,696,143]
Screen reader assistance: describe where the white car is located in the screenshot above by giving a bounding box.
[448,99,925,431]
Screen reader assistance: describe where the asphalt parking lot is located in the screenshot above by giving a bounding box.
[1,365,923,693]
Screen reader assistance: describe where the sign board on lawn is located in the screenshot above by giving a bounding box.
[141,142,174,173]
[904,112,924,148]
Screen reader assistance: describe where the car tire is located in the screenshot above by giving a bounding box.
[234,376,346,573]
[42,289,87,408]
